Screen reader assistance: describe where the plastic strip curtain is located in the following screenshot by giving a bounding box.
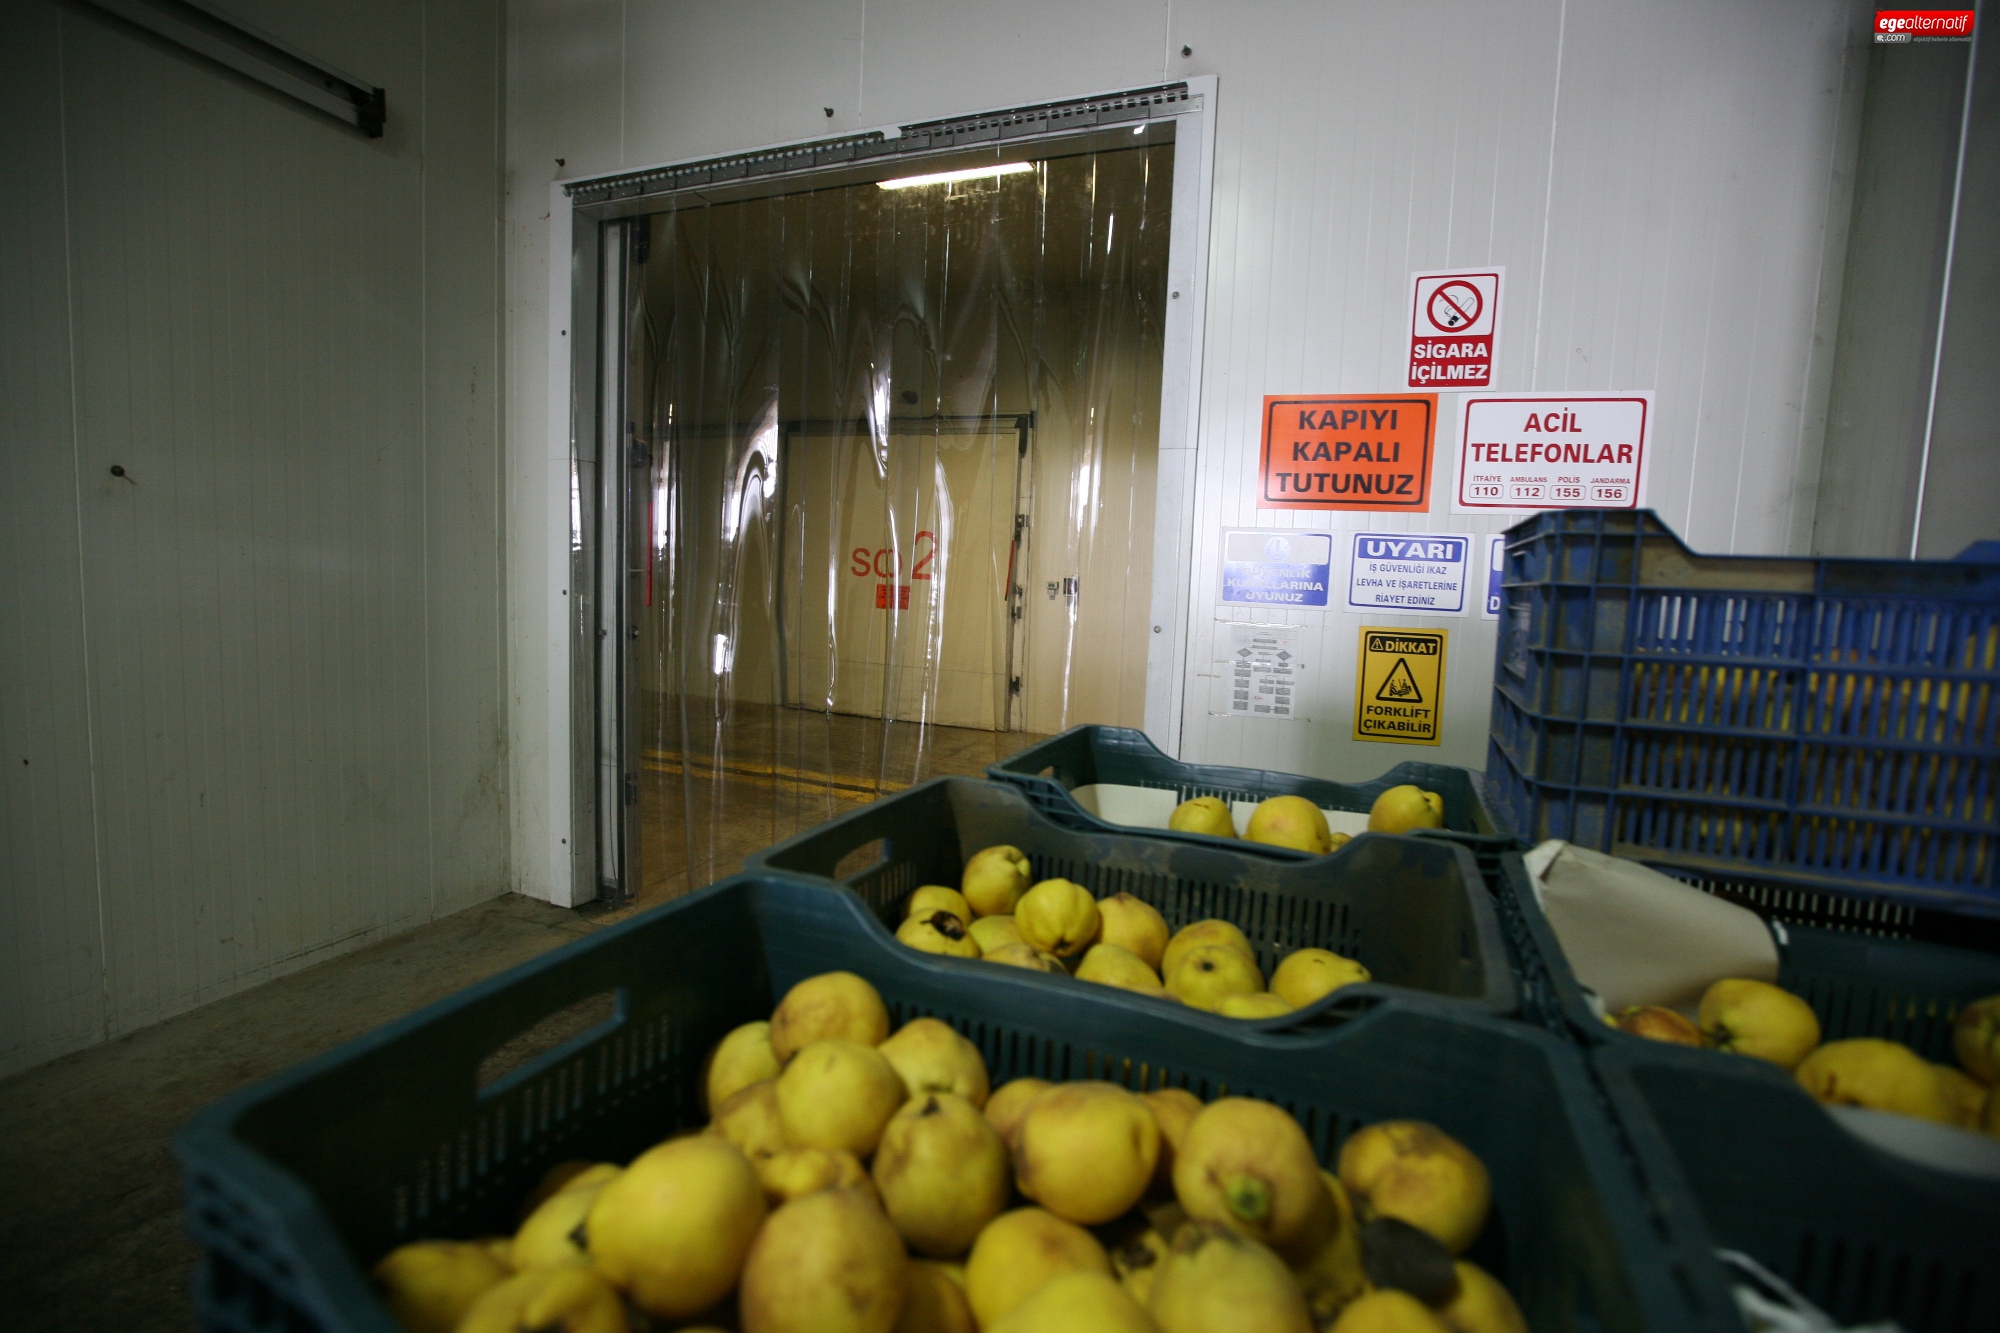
[627,141,1172,901]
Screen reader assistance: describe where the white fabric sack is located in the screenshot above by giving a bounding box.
[1524,839,1779,1012]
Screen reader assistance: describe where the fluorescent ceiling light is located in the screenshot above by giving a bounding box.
[877,161,1036,190]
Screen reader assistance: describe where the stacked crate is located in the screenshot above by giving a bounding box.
[172,512,2000,1332]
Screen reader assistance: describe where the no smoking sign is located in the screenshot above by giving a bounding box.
[1428,281,1483,331]
[1408,268,1502,389]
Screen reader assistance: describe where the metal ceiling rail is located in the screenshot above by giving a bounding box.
[80,0,386,137]
[563,82,1196,207]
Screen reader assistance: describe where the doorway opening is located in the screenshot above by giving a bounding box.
[615,131,1175,903]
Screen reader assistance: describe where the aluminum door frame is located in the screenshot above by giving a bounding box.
[544,78,1218,906]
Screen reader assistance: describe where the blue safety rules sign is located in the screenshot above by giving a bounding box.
[1345,531,1474,615]
[1482,533,1506,619]
[1220,529,1332,607]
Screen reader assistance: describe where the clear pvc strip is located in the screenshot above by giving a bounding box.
[627,140,1172,901]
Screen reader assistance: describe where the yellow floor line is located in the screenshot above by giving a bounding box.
[640,753,903,797]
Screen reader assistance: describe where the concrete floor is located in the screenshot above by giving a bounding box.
[635,703,1049,903]
[0,893,627,1330]
[0,717,1036,1329]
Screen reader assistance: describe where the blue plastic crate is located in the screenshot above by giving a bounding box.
[1486,510,2000,918]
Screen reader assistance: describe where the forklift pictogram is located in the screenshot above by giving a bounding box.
[1375,657,1424,703]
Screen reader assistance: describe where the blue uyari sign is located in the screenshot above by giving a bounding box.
[1221,530,1332,606]
[1346,531,1473,614]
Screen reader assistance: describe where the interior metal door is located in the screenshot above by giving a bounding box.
[782,416,1029,733]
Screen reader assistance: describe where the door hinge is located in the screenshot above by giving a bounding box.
[623,772,639,806]
[1008,677,1022,696]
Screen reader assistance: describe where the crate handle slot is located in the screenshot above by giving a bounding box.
[475,988,626,1098]
[1260,986,1384,1033]
[834,837,894,883]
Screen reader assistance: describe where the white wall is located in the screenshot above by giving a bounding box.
[1812,43,1971,558]
[1913,18,1996,560]
[0,0,508,1077]
[1811,26,1996,561]
[505,0,1871,892]
[1177,1,1868,778]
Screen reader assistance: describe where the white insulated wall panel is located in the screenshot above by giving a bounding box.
[1532,2,1862,554]
[504,0,1869,877]
[1171,0,1567,777]
[61,12,431,1033]
[0,0,111,1076]
[424,0,513,917]
[1,0,506,1077]
[1168,0,1865,778]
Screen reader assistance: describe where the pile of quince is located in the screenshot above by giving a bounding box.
[895,844,1368,1018]
[375,970,1520,1333]
[1609,980,2000,1136]
[1163,785,1445,852]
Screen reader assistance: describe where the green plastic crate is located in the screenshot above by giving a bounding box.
[1481,850,2000,1331]
[987,725,1496,851]
[1488,848,2000,1061]
[175,874,1736,1333]
[743,776,1516,1020]
[1409,829,1578,1037]
[1595,1041,2000,1333]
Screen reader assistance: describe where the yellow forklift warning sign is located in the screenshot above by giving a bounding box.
[1355,627,1447,744]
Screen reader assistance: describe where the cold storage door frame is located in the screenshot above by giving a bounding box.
[543,78,1219,905]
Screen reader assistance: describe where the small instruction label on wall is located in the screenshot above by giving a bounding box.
[1217,623,1305,720]
[1345,532,1475,616]
[1257,395,1437,511]
[1454,392,1653,512]
[1354,626,1447,744]
[1221,529,1333,607]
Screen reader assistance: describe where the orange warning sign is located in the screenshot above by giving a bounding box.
[1257,395,1437,511]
